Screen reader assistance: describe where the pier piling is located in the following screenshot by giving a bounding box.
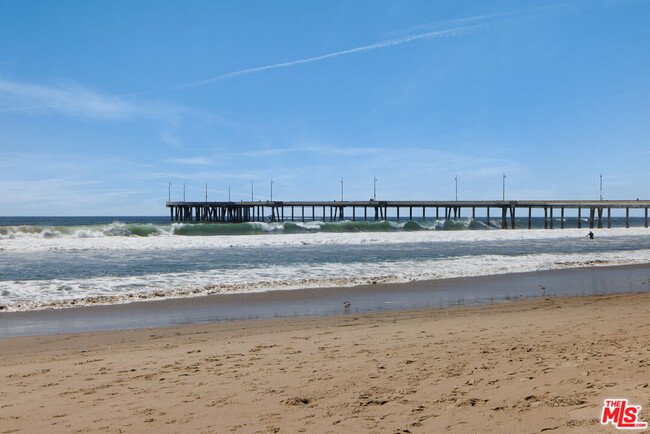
[550,208,554,230]
[598,208,603,229]
[544,208,548,229]
[608,208,611,229]
[578,208,582,228]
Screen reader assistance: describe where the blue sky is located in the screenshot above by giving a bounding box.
[1,0,649,215]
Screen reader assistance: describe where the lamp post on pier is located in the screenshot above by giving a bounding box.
[502,174,506,201]
[600,173,603,201]
[455,175,458,201]
[373,176,377,200]
[270,179,274,201]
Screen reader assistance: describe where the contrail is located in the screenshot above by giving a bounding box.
[170,24,480,90]
[166,3,576,91]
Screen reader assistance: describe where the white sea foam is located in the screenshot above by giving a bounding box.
[2,248,650,312]
[3,225,650,311]
[1,227,648,253]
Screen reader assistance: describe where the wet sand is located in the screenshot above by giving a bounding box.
[1,290,649,433]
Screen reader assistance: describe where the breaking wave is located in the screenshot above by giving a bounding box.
[3,249,650,312]
[0,218,491,239]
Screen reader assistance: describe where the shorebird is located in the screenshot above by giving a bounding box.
[539,285,546,297]
[343,301,351,309]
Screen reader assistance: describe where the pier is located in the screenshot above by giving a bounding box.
[166,200,650,229]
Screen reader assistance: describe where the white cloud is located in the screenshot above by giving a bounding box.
[0,77,222,127]
[0,152,168,215]
[159,130,183,148]
[166,157,214,166]
[221,145,381,158]
[0,78,141,119]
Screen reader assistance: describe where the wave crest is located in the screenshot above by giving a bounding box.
[0,218,493,239]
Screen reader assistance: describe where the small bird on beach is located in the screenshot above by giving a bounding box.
[343,301,351,309]
[539,285,546,297]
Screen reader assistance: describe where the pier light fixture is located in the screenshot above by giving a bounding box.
[341,178,343,201]
[502,174,506,201]
[205,183,208,202]
[183,183,186,202]
[455,175,458,201]
[271,179,274,201]
[600,173,603,201]
[373,176,377,201]
[251,180,254,201]
[168,181,172,202]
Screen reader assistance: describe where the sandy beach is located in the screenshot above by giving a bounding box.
[4,1,650,432]
[1,291,648,433]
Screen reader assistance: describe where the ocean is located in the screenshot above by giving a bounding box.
[1,216,650,312]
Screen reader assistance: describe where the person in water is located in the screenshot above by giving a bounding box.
[587,231,595,239]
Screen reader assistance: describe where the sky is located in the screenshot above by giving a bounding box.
[1,0,649,216]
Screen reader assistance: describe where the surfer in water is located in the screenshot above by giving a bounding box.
[587,231,595,239]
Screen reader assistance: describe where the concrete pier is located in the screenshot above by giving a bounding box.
[166,200,650,229]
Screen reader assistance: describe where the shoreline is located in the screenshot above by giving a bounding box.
[1,292,648,432]
[1,262,649,338]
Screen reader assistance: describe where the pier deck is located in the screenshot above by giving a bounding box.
[167,200,650,229]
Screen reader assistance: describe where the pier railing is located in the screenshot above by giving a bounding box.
[166,200,650,229]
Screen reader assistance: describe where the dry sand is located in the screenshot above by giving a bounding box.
[1,292,649,433]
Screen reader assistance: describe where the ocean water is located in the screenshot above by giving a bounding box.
[1,216,649,311]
